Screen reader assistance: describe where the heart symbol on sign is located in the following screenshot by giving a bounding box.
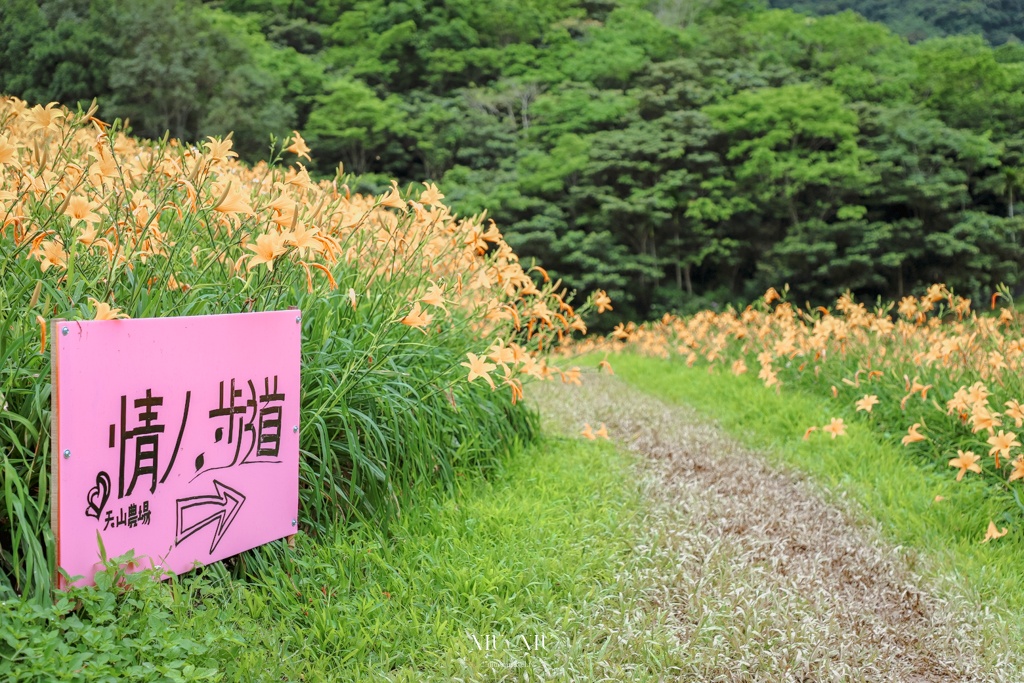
[85,471,111,519]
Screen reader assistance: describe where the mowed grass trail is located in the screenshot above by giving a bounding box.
[603,353,1024,614]
[561,354,1024,675]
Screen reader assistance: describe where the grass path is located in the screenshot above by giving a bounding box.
[533,368,1024,681]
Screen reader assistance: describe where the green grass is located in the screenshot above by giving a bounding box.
[3,436,687,681]
[602,353,1024,617]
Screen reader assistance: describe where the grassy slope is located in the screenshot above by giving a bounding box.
[602,353,1024,617]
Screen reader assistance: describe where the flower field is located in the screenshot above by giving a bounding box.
[573,285,1024,539]
[0,96,597,603]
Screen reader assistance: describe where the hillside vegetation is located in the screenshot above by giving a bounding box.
[0,95,596,602]
[4,1,1024,324]
[768,0,1024,43]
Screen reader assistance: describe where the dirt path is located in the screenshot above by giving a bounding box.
[533,374,1021,682]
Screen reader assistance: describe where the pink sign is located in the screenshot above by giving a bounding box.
[52,310,301,587]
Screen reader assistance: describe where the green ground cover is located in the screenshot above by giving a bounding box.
[604,353,1024,618]
[2,437,686,682]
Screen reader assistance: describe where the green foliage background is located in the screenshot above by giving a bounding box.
[768,0,1023,44]
[4,0,1024,323]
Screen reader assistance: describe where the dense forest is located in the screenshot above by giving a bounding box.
[769,0,1024,44]
[3,0,1024,324]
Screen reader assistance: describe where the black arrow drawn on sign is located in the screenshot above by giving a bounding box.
[174,480,246,555]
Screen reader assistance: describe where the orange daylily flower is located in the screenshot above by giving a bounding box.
[286,163,314,191]
[421,281,447,312]
[901,423,927,446]
[970,405,1001,434]
[593,290,612,314]
[855,394,879,413]
[948,450,981,481]
[0,134,19,166]
[987,430,1020,468]
[401,302,433,332]
[212,183,254,215]
[487,339,516,366]
[65,195,101,225]
[966,382,990,406]
[283,224,321,255]
[379,182,405,209]
[561,367,582,385]
[247,232,287,271]
[89,298,129,321]
[76,225,101,247]
[519,354,544,379]
[38,240,67,272]
[595,423,609,439]
[462,353,496,389]
[204,135,238,163]
[981,520,1008,544]
[1005,400,1024,428]
[923,283,947,303]
[167,274,189,292]
[1009,456,1024,482]
[420,182,444,206]
[285,130,311,160]
[758,364,779,387]
[822,417,846,439]
[26,102,65,134]
[946,388,970,416]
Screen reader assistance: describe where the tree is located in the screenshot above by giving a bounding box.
[702,83,876,296]
[304,78,405,175]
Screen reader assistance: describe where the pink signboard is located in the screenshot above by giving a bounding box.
[52,310,301,587]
